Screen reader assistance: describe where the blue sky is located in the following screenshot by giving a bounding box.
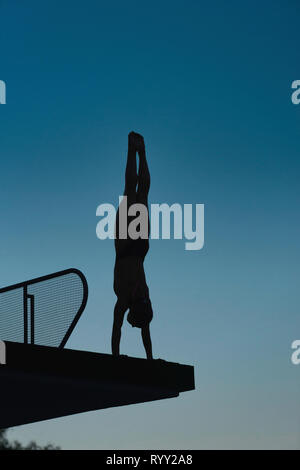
[1,0,300,449]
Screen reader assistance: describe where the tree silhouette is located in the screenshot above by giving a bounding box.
[0,428,60,450]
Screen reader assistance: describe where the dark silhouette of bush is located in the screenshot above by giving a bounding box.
[0,428,60,450]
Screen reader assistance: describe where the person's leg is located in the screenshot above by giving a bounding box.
[124,139,138,198]
[137,146,150,204]
[136,146,150,243]
[111,298,128,356]
[115,133,137,245]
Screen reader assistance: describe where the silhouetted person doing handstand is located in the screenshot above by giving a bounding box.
[112,132,153,360]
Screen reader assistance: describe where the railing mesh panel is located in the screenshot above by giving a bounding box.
[0,271,86,348]
[0,288,24,343]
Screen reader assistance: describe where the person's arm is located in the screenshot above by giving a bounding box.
[141,324,153,360]
[111,298,128,356]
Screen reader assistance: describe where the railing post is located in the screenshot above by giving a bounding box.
[23,286,28,344]
[28,294,35,345]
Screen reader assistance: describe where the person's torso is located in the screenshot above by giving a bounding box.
[113,256,148,301]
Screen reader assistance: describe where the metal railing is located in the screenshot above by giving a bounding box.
[0,268,88,349]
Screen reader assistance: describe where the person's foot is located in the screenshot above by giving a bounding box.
[128,131,145,153]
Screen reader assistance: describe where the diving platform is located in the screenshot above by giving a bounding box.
[0,341,195,428]
[0,268,194,427]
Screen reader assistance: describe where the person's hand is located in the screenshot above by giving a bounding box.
[128,131,145,153]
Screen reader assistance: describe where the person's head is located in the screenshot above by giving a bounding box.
[127,297,153,328]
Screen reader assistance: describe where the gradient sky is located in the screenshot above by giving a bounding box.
[1,0,300,449]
